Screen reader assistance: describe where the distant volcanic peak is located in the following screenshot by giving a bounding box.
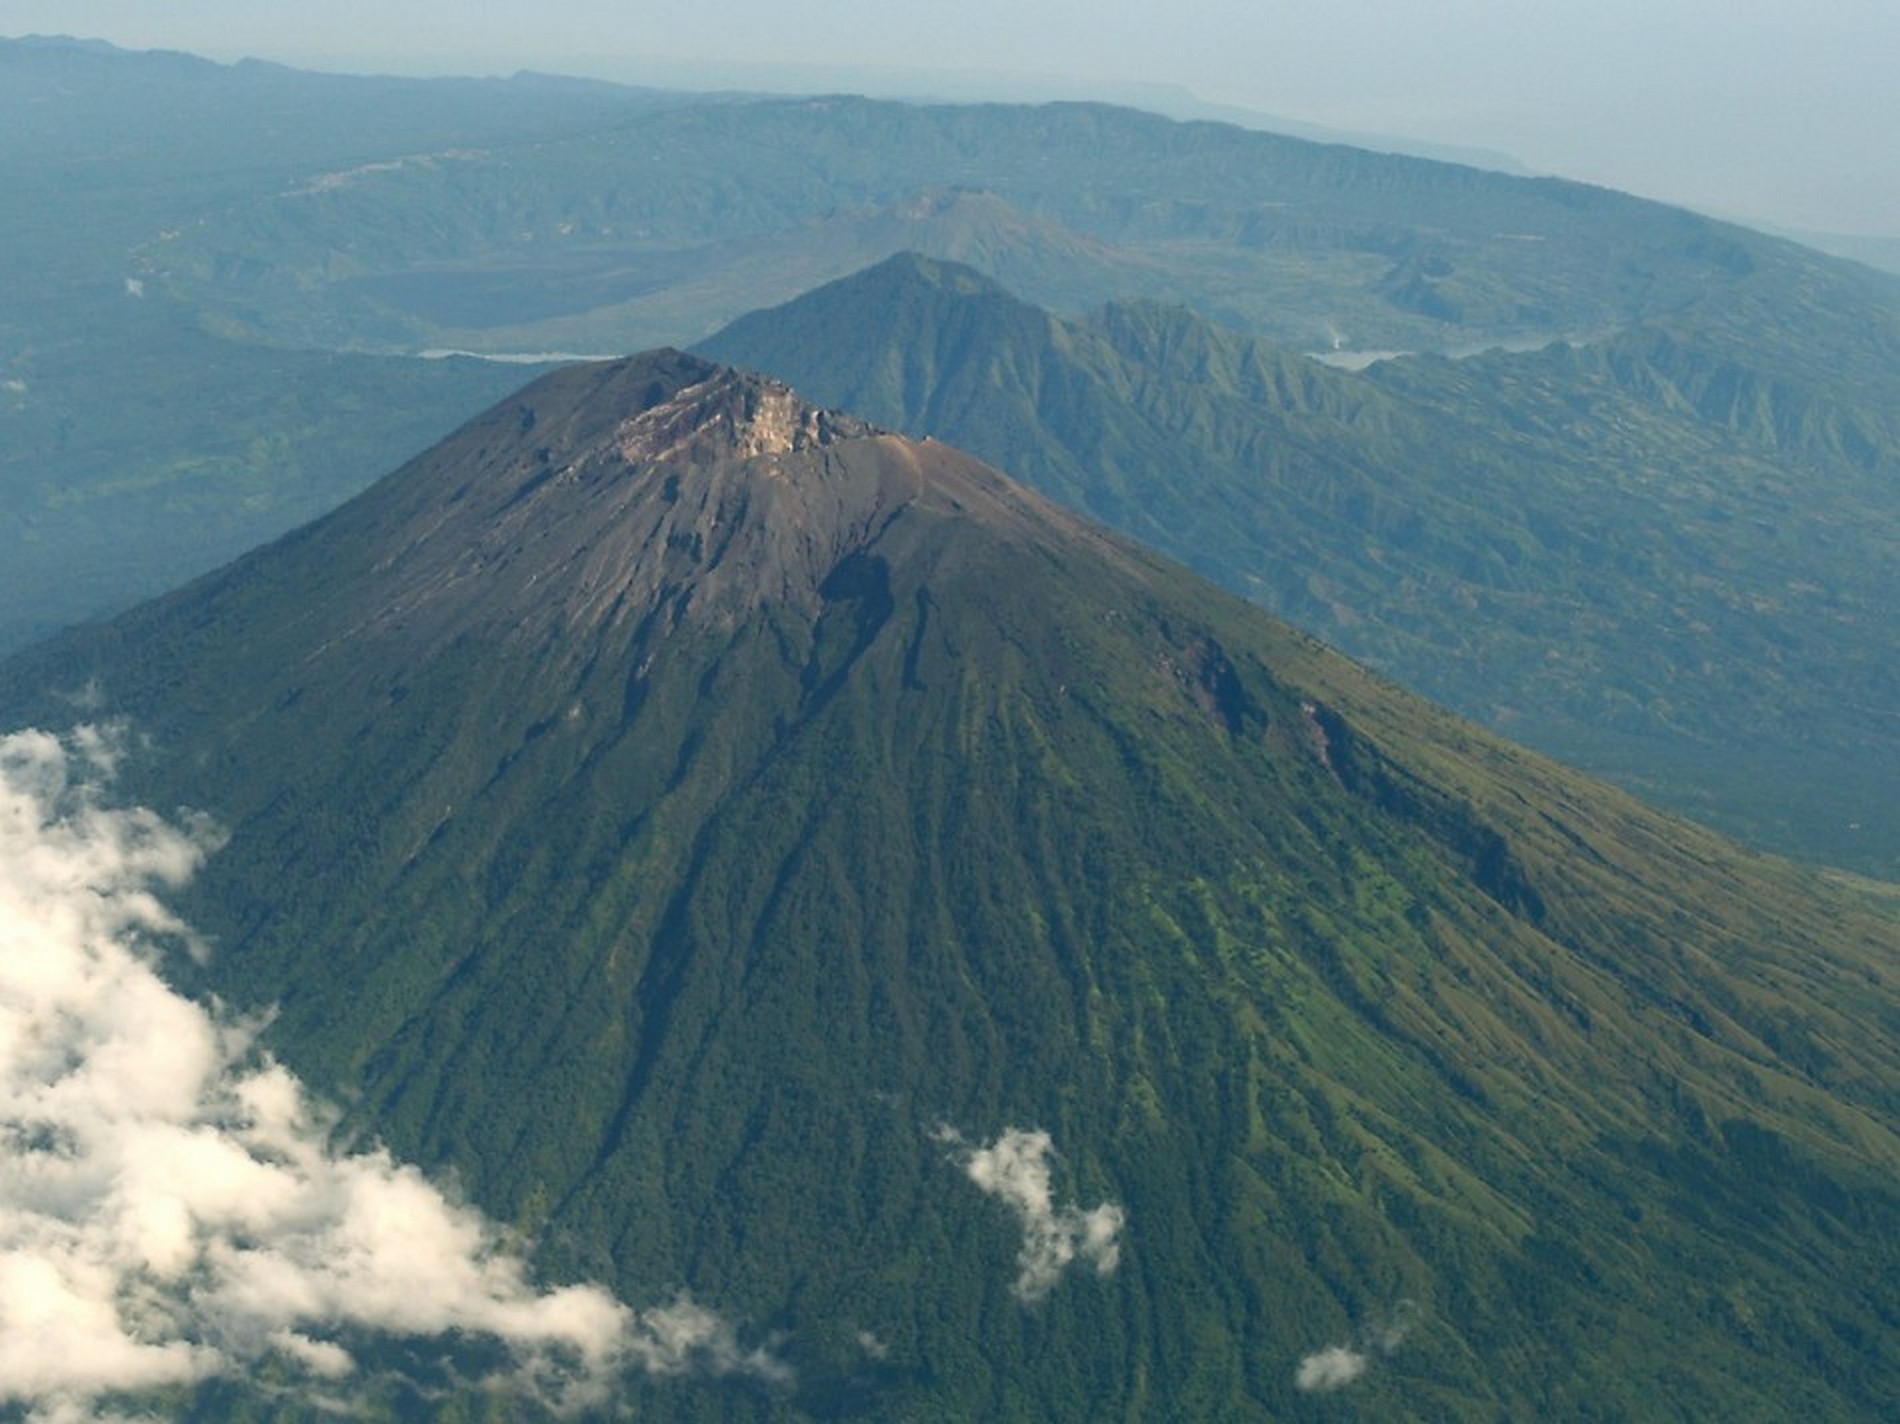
[614,367,878,469]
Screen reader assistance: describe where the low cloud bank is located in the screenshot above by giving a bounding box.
[0,727,779,1422]
[937,1126,1124,1303]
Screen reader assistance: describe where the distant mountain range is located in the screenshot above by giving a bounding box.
[135,86,1893,362]
[3,352,1895,1420]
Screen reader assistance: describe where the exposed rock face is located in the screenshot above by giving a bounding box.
[308,350,1112,651]
[612,367,871,466]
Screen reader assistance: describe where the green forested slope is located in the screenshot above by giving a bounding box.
[4,354,1894,1420]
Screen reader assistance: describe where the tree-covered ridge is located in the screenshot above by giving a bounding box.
[3,353,1894,1419]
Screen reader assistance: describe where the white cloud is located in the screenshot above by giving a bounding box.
[0,726,782,1422]
[938,1125,1124,1304]
[1294,1343,1367,1392]
[1294,1298,1417,1393]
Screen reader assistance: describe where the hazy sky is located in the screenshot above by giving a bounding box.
[4,1,1896,235]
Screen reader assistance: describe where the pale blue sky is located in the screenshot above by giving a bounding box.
[4,0,1895,236]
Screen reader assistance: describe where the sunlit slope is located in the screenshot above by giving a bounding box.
[2,352,1895,1420]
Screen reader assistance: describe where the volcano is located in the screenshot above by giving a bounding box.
[2,350,1895,1420]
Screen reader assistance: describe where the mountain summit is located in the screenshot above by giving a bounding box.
[157,350,1119,650]
[294,352,892,639]
[2,352,1895,1420]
